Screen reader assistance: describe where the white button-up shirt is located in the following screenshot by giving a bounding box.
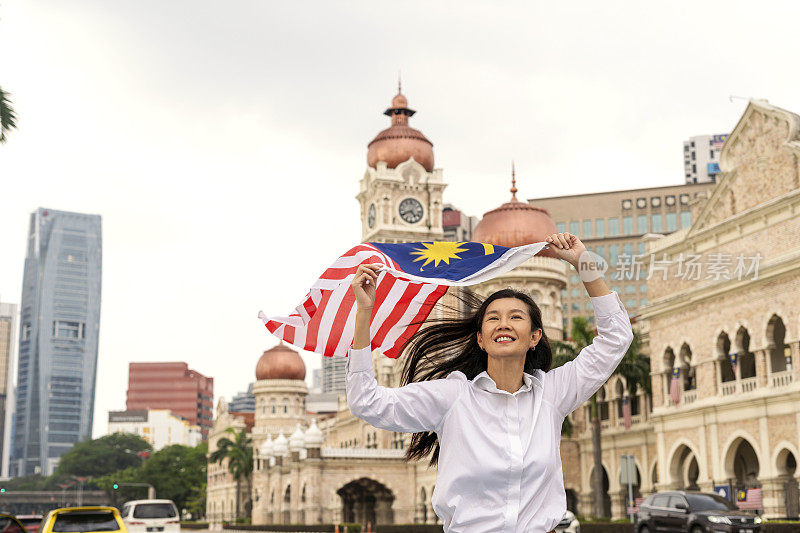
[346,292,633,533]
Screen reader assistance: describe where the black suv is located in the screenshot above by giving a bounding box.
[636,491,761,533]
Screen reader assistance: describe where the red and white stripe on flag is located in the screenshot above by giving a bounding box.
[622,396,632,431]
[259,243,449,358]
[737,488,763,510]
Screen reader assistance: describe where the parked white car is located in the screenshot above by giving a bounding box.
[119,500,179,533]
[555,510,580,533]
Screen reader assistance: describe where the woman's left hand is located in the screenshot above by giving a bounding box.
[545,232,586,268]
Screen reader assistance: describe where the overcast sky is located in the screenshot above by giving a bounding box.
[1,1,799,437]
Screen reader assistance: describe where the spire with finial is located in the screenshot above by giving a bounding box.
[510,161,518,201]
[398,71,402,94]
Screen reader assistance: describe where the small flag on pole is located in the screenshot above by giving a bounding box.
[260,241,548,358]
[729,352,738,375]
[622,395,631,430]
[670,367,681,405]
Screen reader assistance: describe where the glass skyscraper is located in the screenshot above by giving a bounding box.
[11,208,102,476]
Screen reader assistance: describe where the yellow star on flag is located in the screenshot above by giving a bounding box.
[410,242,469,269]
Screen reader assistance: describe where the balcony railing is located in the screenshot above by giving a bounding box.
[771,370,794,388]
[741,376,758,393]
[616,414,643,427]
[719,381,737,396]
[321,447,406,459]
[683,390,698,405]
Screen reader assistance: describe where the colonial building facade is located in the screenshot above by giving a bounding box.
[206,93,800,524]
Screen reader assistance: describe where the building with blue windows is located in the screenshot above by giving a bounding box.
[11,208,102,476]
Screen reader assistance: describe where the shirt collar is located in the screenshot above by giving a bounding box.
[472,370,541,394]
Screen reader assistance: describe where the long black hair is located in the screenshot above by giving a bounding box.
[400,287,552,466]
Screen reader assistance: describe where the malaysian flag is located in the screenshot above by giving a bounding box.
[736,488,762,510]
[670,367,681,405]
[622,395,631,430]
[260,241,547,358]
[729,352,738,375]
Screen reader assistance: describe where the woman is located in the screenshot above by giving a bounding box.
[346,232,633,532]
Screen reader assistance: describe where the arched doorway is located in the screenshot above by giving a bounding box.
[337,478,395,525]
[589,465,612,517]
[669,444,700,490]
[725,438,761,496]
[767,314,790,373]
[282,485,291,524]
[777,448,799,518]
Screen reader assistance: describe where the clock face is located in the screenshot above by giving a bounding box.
[368,204,376,229]
[398,197,424,224]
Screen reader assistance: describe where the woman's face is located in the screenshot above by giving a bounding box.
[476,297,542,360]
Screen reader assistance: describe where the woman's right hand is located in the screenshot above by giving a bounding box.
[351,263,382,311]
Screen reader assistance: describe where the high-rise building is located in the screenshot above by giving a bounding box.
[683,134,729,183]
[0,300,18,478]
[11,208,102,476]
[229,383,255,413]
[321,357,346,394]
[126,362,213,438]
[531,183,715,331]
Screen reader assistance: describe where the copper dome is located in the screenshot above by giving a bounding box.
[472,166,558,256]
[256,343,306,381]
[367,88,434,172]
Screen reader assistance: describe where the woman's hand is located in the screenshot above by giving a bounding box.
[351,263,382,311]
[545,232,586,269]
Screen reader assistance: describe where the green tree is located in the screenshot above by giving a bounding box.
[553,318,649,518]
[0,86,17,143]
[140,443,208,513]
[209,428,252,521]
[56,433,152,478]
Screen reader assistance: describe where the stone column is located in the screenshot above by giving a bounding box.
[756,349,768,387]
[760,476,786,519]
[610,490,626,520]
[792,342,800,383]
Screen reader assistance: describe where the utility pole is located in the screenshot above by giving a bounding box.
[620,454,637,523]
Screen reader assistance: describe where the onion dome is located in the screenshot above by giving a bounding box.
[289,423,306,451]
[472,164,557,253]
[367,80,434,172]
[272,431,289,457]
[256,342,306,381]
[304,418,324,448]
[259,434,274,457]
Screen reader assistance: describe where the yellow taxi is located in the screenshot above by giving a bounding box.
[39,507,127,533]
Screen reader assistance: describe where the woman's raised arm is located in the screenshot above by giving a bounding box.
[345,263,463,434]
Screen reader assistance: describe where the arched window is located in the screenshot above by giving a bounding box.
[717,332,735,382]
[766,314,789,373]
[735,327,757,379]
[680,343,695,390]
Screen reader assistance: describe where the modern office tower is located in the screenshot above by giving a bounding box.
[532,183,714,330]
[683,134,729,183]
[321,356,347,394]
[0,300,18,478]
[126,362,214,439]
[229,383,255,413]
[11,208,102,476]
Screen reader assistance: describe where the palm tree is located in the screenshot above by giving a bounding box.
[209,427,253,521]
[0,86,17,143]
[553,318,649,518]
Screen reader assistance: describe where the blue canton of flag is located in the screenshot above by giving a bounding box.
[729,352,738,374]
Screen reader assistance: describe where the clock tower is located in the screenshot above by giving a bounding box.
[357,84,446,243]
